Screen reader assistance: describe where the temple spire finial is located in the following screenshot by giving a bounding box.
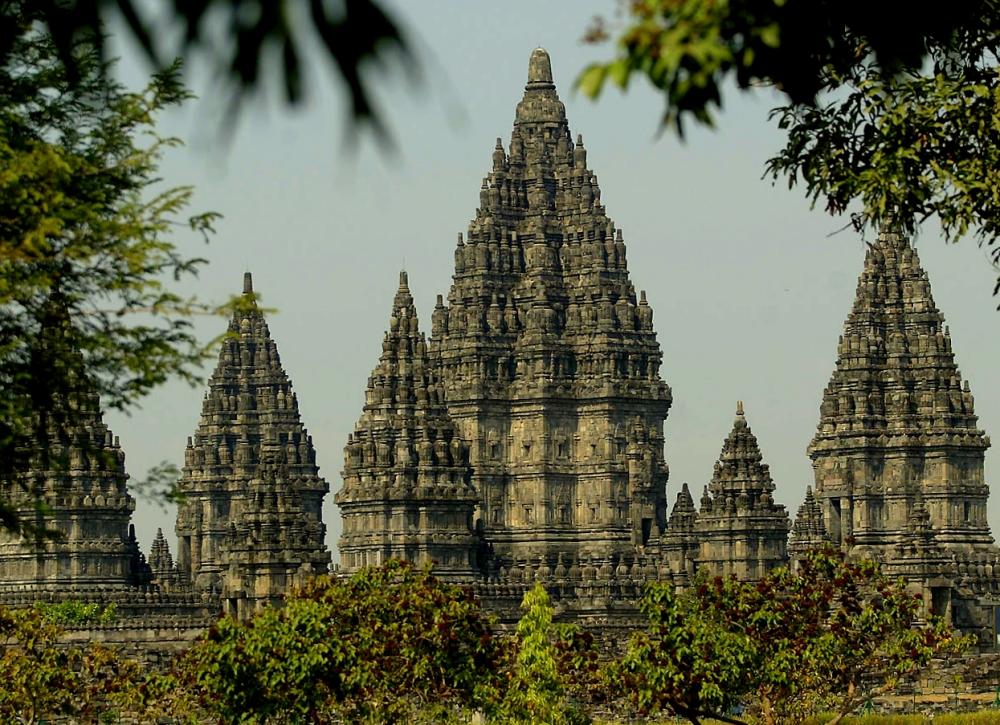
[527,47,553,86]
[243,271,253,295]
[736,400,744,417]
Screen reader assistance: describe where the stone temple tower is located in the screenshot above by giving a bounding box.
[694,402,789,579]
[338,272,478,579]
[809,227,993,558]
[429,48,672,566]
[0,357,147,590]
[661,482,698,581]
[176,273,329,604]
[788,486,827,568]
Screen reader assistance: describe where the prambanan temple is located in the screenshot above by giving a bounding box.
[2,49,999,655]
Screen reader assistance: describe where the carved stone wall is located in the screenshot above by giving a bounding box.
[809,228,993,558]
[0,383,146,589]
[694,402,789,580]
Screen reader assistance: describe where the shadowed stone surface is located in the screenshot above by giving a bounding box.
[0,319,212,646]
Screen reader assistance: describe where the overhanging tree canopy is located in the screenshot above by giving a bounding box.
[0,7,225,531]
[581,2,1000,303]
[0,0,416,141]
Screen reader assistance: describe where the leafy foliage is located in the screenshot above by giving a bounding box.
[580,2,1000,301]
[166,561,502,724]
[0,604,140,724]
[764,33,1000,288]
[0,7,227,532]
[579,1,995,133]
[492,583,591,725]
[13,556,960,724]
[0,0,416,141]
[615,576,752,724]
[719,550,966,724]
[613,547,965,725]
[35,600,117,625]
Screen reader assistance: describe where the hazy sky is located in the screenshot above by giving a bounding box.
[104,1,1000,560]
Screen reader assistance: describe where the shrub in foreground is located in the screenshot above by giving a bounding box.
[161,561,503,724]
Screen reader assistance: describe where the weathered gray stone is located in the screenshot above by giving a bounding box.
[809,225,1000,643]
[0,354,146,590]
[175,272,330,615]
[338,49,795,622]
[5,49,1000,660]
[0,323,213,627]
[429,47,672,572]
[337,271,479,580]
[810,226,993,556]
[789,486,826,567]
[693,402,789,580]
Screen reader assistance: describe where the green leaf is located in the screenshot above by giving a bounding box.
[577,63,609,98]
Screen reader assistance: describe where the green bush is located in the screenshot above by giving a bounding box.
[802,712,1000,725]
[34,600,117,625]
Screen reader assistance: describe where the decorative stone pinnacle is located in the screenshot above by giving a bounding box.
[527,47,554,87]
[736,400,744,416]
[243,271,253,294]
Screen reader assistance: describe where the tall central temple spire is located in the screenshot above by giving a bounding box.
[426,48,672,565]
